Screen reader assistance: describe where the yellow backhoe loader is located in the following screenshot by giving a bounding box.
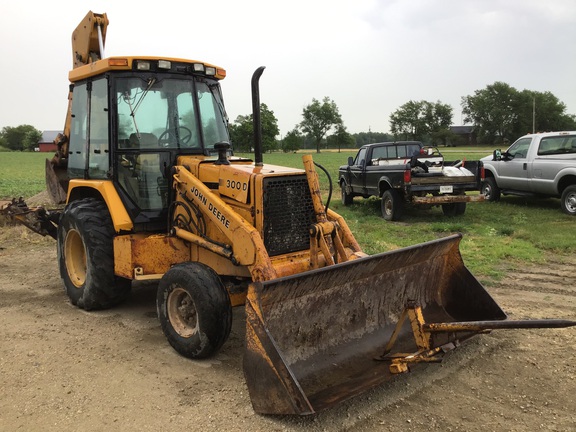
[4,11,575,416]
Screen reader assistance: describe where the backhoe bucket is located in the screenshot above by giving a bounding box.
[244,234,506,415]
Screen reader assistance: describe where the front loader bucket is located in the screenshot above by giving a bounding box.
[243,234,506,415]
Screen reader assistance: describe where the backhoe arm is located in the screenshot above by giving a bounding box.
[46,11,109,204]
[72,11,109,68]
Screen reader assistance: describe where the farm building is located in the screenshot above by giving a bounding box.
[449,125,477,145]
[38,130,61,152]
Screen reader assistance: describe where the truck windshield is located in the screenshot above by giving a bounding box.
[115,76,228,152]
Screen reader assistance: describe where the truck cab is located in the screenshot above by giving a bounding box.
[343,141,422,198]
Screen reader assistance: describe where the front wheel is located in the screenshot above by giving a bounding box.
[341,182,353,206]
[561,185,576,215]
[481,177,501,202]
[381,189,403,221]
[157,262,232,359]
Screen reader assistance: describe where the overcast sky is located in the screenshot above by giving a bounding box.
[1,0,574,137]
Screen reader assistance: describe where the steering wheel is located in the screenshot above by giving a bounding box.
[158,126,192,146]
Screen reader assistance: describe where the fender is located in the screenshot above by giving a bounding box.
[553,168,576,195]
[67,180,133,232]
[378,175,395,195]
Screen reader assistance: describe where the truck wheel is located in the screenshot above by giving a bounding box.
[57,198,131,310]
[157,262,232,359]
[443,201,466,216]
[481,178,501,202]
[341,182,353,206]
[442,203,456,216]
[561,185,576,215]
[455,202,467,215]
[381,190,403,221]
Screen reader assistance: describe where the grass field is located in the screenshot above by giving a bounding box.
[0,152,47,199]
[243,149,576,278]
[2,149,574,280]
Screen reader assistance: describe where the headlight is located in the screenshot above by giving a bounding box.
[136,61,151,71]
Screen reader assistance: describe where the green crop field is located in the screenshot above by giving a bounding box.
[0,152,47,199]
[2,148,574,281]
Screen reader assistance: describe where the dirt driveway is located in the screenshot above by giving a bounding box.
[1,223,575,431]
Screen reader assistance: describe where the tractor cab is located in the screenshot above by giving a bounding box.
[65,59,230,231]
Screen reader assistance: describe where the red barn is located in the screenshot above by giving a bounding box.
[38,130,61,152]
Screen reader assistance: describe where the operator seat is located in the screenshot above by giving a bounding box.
[129,132,158,149]
[126,133,166,209]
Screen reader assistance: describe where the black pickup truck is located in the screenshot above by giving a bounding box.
[339,141,485,220]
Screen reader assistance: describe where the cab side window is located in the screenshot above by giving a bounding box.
[68,83,88,178]
[507,138,531,159]
[354,148,367,166]
[88,79,110,178]
[68,78,109,179]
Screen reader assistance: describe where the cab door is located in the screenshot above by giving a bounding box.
[496,137,532,190]
[347,147,368,194]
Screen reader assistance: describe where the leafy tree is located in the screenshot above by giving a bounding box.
[0,125,42,151]
[461,82,518,144]
[514,90,576,137]
[300,97,343,153]
[23,129,43,151]
[281,128,304,153]
[389,100,452,142]
[229,103,279,153]
[431,128,458,147]
[326,124,354,152]
[462,82,576,144]
[228,114,252,152]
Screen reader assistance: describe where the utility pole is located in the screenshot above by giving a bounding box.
[532,96,536,134]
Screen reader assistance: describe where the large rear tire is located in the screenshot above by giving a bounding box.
[157,262,232,359]
[381,189,403,221]
[57,198,131,310]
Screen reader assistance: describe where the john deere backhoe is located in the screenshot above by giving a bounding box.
[5,11,574,416]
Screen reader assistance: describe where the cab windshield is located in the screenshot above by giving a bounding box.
[115,76,229,152]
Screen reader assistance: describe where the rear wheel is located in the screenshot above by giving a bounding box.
[561,185,576,215]
[443,201,466,216]
[157,262,232,359]
[455,201,467,215]
[57,198,131,310]
[481,177,501,202]
[381,189,403,221]
[442,203,457,216]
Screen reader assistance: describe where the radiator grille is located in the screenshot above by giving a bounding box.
[262,176,315,256]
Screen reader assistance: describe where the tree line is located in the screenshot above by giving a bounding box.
[230,81,576,151]
[0,125,42,152]
[3,81,574,152]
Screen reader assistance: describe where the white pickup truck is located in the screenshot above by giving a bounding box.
[481,131,576,215]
